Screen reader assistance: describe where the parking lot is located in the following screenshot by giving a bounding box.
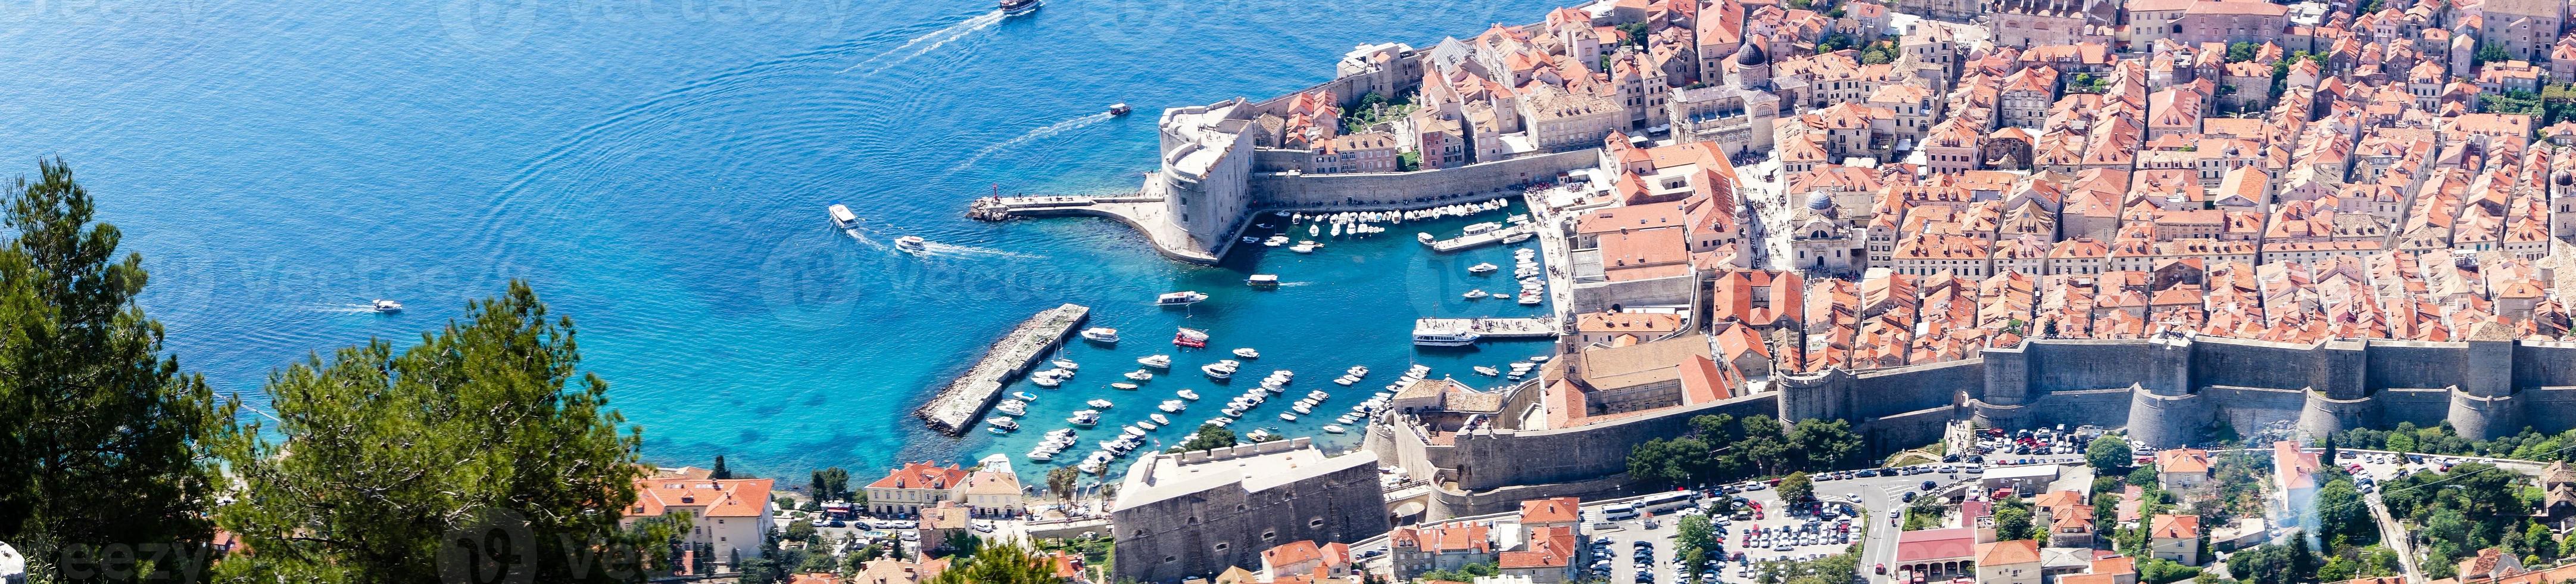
[1568,461,1987,584]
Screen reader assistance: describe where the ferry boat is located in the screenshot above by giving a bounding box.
[1107,102,1131,116]
[1081,327,1120,343]
[1000,0,1039,15]
[1087,398,1115,409]
[1462,222,1502,235]
[370,299,404,313]
[1136,354,1172,368]
[1412,329,1482,347]
[827,203,860,229]
[1156,291,1208,306]
[1232,347,1261,359]
[1172,327,1210,348]
[893,236,928,253]
[1247,274,1280,287]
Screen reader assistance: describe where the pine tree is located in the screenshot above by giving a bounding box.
[0,158,234,580]
[211,282,664,583]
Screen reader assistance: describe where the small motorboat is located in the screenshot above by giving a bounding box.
[1122,425,1147,437]
[1137,355,1173,368]
[1125,369,1155,381]
[1291,403,1314,415]
[1468,262,1499,274]
[1502,232,1534,244]
[1233,347,1261,359]
[1081,328,1120,343]
[1027,451,1055,462]
[1248,429,1275,441]
[1248,274,1280,287]
[370,299,403,313]
[1529,355,1551,362]
[1111,383,1139,390]
[1000,0,1040,15]
[1137,420,1159,431]
[1348,365,1370,376]
[987,417,1020,431]
[1156,291,1209,306]
[1067,410,1101,426]
[996,399,1027,416]
[1177,389,1200,400]
[1463,290,1489,300]
[1334,376,1356,386]
[1052,358,1079,370]
[828,204,860,229]
[1520,293,1543,305]
[893,236,928,253]
[1323,424,1346,434]
[1087,398,1115,409]
[1278,413,1299,422]
[1336,413,1361,424]
[1208,417,1233,427]
[1012,391,1039,402]
[1290,243,1318,253]
[1150,413,1171,425]
[1108,102,1132,116]
[1159,400,1187,413]
[1173,327,1210,348]
[1263,235,1290,247]
[1031,372,1064,388]
[1222,405,1244,417]
[1474,366,1500,376]
[1202,359,1240,380]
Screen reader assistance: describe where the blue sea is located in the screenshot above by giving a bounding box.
[0,0,1564,480]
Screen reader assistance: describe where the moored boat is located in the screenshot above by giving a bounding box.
[1080,327,1120,343]
[1087,398,1115,409]
[1172,327,1209,348]
[1111,382,1139,390]
[1177,389,1200,400]
[1323,424,1346,434]
[1137,354,1172,368]
[1155,291,1208,306]
[1124,369,1154,381]
[1232,347,1260,358]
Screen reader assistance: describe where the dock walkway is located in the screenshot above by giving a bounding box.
[915,303,1091,436]
[1420,223,1536,253]
[1412,317,1560,340]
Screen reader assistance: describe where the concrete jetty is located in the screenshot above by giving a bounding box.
[1419,223,1536,253]
[915,303,1091,436]
[1412,317,1560,340]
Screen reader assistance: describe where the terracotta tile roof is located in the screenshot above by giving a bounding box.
[632,477,773,518]
[2157,448,2212,474]
[870,461,969,490]
[1978,539,2043,566]
[1264,540,1323,569]
[2150,514,2200,539]
[1895,528,1980,563]
[1520,497,1582,525]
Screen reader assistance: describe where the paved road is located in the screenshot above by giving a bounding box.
[1835,469,1983,583]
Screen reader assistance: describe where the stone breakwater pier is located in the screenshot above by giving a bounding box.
[1412,317,1561,339]
[915,303,1090,436]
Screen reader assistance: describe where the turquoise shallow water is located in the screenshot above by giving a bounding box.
[0,0,1560,479]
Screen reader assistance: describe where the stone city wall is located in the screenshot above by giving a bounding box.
[1446,392,1780,491]
[1246,150,1597,209]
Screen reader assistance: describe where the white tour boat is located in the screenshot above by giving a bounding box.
[1155,291,1209,306]
[892,235,928,253]
[827,203,860,229]
[1081,327,1120,343]
[1247,274,1280,287]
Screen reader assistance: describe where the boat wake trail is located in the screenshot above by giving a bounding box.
[840,10,1006,77]
[949,111,1115,172]
[916,241,1040,259]
[841,228,887,250]
[314,303,388,314]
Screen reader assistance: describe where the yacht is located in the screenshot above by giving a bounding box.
[1052,358,1079,370]
[986,417,1020,431]
[1137,354,1173,368]
[1150,413,1171,425]
[1291,403,1313,415]
[996,399,1027,417]
[1159,400,1187,413]
[1322,424,1347,434]
[1462,290,1489,300]
[1067,410,1101,426]
[1031,371,1065,387]
[1172,327,1210,348]
[1247,274,1280,287]
[1087,398,1115,409]
[1518,293,1543,306]
[1156,291,1209,306]
[1474,366,1500,376]
[1412,329,1482,347]
[1202,359,1240,380]
[1468,262,1499,274]
[1290,243,1318,253]
[370,299,403,313]
[828,203,860,229]
[893,236,928,253]
[1136,420,1159,431]
[1124,369,1154,381]
[1176,389,1200,400]
[1110,382,1139,390]
[1232,347,1261,359]
[1080,328,1120,343]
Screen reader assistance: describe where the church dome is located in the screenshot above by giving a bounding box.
[1735,43,1768,66]
[1806,190,1835,211]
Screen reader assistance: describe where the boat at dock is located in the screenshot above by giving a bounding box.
[828,203,860,229]
[1323,424,1346,434]
[1173,327,1209,348]
[1052,358,1078,370]
[1233,347,1260,359]
[1474,366,1499,376]
[1159,399,1187,413]
[1031,369,1066,387]
[1156,291,1208,306]
[996,399,1027,416]
[1081,328,1119,343]
[1150,413,1171,425]
[986,417,1019,432]
[1012,391,1038,402]
[1278,413,1299,422]
[1201,359,1239,380]
[1502,232,1534,244]
[1137,354,1172,368]
[1137,420,1159,431]
[1412,328,1482,347]
[1462,222,1502,235]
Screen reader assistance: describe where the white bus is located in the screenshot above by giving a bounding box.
[1635,490,1700,514]
[1601,504,1639,521]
